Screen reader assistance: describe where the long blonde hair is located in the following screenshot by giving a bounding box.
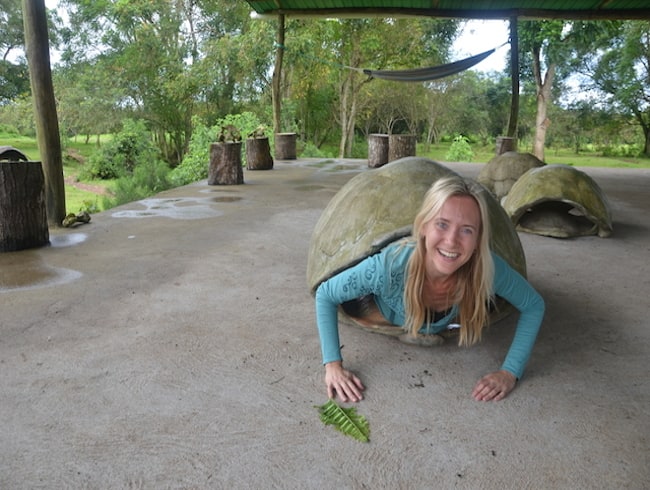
[403,176,494,346]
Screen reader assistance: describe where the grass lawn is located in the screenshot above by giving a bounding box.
[2,132,649,216]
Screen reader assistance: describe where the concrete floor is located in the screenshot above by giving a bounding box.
[1,159,648,489]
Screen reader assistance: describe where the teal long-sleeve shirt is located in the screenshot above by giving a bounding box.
[315,241,545,379]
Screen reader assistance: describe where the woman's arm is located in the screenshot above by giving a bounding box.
[492,253,546,380]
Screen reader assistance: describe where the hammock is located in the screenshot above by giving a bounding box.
[360,47,498,82]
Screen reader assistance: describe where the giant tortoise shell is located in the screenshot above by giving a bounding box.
[502,164,613,238]
[477,151,545,201]
[306,157,528,331]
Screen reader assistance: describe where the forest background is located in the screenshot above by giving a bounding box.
[1,0,649,214]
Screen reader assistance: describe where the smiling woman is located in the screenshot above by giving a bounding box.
[308,163,544,404]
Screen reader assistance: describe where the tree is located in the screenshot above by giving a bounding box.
[0,0,30,103]
[315,17,458,157]
[589,21,650,156]
[519,20,621,161]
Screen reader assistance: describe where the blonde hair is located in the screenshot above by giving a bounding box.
[403,176,494,346]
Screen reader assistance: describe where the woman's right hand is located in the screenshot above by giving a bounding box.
[325,361,365,402]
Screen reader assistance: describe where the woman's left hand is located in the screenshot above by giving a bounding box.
[472,370,517,401]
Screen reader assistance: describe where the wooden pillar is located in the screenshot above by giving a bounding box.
[0,161,49,252]
[272,15,285,135]
[22,0,66,226]
[208,142,244,185]
[388,134,416,162]
[367,134,389,168]
[506,15,520,141]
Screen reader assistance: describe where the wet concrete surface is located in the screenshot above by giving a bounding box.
[1,158,649,489]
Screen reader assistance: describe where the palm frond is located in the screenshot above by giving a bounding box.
[315,399,370,443]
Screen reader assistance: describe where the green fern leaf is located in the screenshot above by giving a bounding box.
[315,399,370,443]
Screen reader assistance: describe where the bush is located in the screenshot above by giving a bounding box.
[104,158,171,208]
[82,119,160,180]
[445,134,474,162]
[169,118,213,186]
[300,141,331,158]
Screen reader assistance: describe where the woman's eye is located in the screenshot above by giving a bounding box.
[461,227,474,235]
[435,221,447,230]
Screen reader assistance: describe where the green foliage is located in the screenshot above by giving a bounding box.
[104,158,171,208]
[300,141,332,158]
[169,118,213,186]
[171,113,268,186]
[445,134,474,162]
[83,119,159,180]
[315,399,370,443]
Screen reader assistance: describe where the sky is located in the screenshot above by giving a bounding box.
[452,19,510,73]
[36,5,511,73]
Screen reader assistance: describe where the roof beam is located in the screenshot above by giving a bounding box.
[251,8,650,21]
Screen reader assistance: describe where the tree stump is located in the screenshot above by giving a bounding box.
[275,132,297,160]
[367,133,389,168]
[0,161,49,252]
[245,137,274,170]
[208,142,244,185]
[496,136,516,155]
[388,134,416,162]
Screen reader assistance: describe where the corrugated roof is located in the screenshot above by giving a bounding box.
[244,1,650,20]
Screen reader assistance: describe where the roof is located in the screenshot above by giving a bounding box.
[244,1,650,20]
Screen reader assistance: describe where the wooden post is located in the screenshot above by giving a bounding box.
[275,132,297,160]
[496,136,516,155]
[367,134,389,168]
[22,0,66,226]
[272,15,285,136]
[208,142,244,185]
[388,134,416,162]
[0,161,49,252]
[245,137,273,170]
[506,15,520,140]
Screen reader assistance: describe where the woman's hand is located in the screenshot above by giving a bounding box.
[472,370,517,401]
[325,361,365,402]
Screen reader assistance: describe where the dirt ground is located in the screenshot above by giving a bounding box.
[1,159,648,489]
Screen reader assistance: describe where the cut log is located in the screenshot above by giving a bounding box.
[208,142,244,185]
[245,137,274,170]
[275,132,297,160]
[367,133,389,168]
[496,136,516,155]
[0,161,49,252]
[388,134,416,162]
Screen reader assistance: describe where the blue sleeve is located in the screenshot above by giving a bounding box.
[315,248,394,364]
[492,253,545,379]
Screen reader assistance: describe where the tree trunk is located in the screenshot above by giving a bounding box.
[532,46,555,162]
[367,134,389,168]
[0,161,49,252]
[272,15,285,135]
[245,137,273,170]
[22,0,66,227]
[208,142,243,185]
[388,134,417,162]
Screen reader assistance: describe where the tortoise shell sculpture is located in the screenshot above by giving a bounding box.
[502,164,613,238]
[477,151,545,202]
[306,157,528,334]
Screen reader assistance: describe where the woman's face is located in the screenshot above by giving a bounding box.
[421,194,481,280]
